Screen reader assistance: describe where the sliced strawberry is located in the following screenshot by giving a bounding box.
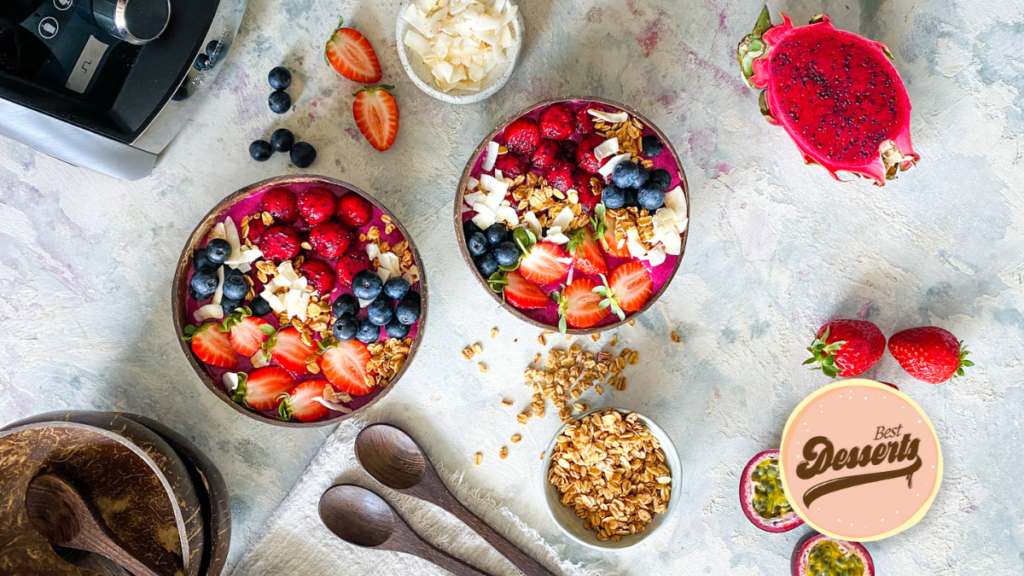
[504,269,549,310]
[558,278,610,330]
[269,327,317,374]
[224,314,272,357]
[519,241,569,285]
[596,262,653,317]
[353,86,399,152]
[321,340,373,396]
[278,379,331,422]
[235,367,295,411]
[187,323,237,369]
[325,18,382,84]
[600,212,631,258]
[567,228,608,276]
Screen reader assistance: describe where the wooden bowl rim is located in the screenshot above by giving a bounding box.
[453,96,691,335]
[171,175,430,428]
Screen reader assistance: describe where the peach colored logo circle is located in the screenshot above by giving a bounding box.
[780,379,942,541]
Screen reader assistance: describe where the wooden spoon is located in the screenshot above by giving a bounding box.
[355,424,556,576]
[319,484,490,576]
[25,474,164,576]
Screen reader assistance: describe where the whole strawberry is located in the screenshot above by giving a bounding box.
[299,258,337,294]
[308,222,353,259]
[337,194,372,229]
[888,327,973,384]
[494,154,526,180]
[261,188,298,222]
[530,140,562,170]
[576,135,606,174]
[575,105,596,135]
[546,161,576,192]
[805,319,885,378]
[336,249,369,287]
[504,117,541,156]
[539,103,574,140]
[259,226,301,262]
[298,187,337,226]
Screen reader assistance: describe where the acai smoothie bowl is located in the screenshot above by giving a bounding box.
[455,97,690,334]
[173,176,427,427]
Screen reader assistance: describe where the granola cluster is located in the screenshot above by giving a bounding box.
[366,337,412,388]
[608,207,658,252]
[509,172,591,231]
[595,115,654,170]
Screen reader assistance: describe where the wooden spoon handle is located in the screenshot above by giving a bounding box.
[444,496,555,576]
[84,540,162,576]
[411,540,492,576]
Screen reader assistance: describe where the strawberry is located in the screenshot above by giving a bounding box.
[567,228,607,276]
[494,154,526,179]
[805,319,885,378]
[299,258,337,294]
[574,170,597,208]
[530,140,563,170]
[503,269,549,310]
[185,322,238,369]
[576,135,606,174]
[353,86,399,152]
[298,187,337,226]
[539,103,574,140]
[594,205,630,258]
[559,139,578,161]
[594,262,652,319]
[245,218,266,243]
[325,17,382,84]
[557,278,609,331]
[503,117,541,156]
[278,379,331,422]
[335,249,369,287]
[575,105,596,135]
[259,226,301,262]
[268,327,317,374]
[261,188,298,222]
[308,222,354,259]
[221,312,273,357]
[234,367,295,411]
[888,326,973,384]
[519,241,569,285]
[546,161,576,193]
[321,340,374,395]
[337,193,373,229]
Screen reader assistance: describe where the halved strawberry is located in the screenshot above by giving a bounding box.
[353,86,399,152]
[557,278,609,331]
[268,327,317,374]
[278,379,331,422]
[567,228,607,276]
[234,367,294,411]
[222,313,274,357]
[504,269,549,310]
[185,323,237,369]
[325,17,382,84]
[519,241,569,285]
[321,340,373,396]
[595,206,631,258]
[594,262,653,318]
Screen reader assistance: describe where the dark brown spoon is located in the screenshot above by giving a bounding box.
[319,484,490,576]
[355,424,556,576]
[25,474,164,576]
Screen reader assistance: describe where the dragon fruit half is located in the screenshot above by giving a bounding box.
[737,7,919,185]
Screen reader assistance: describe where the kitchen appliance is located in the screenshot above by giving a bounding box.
[0,0,246,181]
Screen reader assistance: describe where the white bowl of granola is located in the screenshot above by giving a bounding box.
[541,407,681,549]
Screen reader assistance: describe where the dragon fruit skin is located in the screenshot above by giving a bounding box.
[737,8,919,185]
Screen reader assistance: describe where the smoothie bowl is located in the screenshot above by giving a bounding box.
[173,176,427,427]
[455,98,690,334]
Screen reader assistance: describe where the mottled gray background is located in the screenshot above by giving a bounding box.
[1,0,1022,573]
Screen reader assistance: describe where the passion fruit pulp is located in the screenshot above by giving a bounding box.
[739,449,804,532]
[792,533,875,576]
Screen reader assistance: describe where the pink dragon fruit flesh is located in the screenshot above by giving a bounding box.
[737,7,919,185]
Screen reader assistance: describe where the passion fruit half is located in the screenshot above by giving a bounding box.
[791,532,875,576]
[739,449,804,532]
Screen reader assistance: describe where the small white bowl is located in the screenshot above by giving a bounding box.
[395,5,525,105]
[541,407,682,549]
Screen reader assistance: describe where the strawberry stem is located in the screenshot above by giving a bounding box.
[954,341,974,378]
[804,327,846,379]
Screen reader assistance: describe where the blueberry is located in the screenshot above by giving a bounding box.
[222,268,248,301]
[249,140,273,162]
[193,53,211,71]
[290,142,317,168]
[268,66,292,91]
[638,186,666,211]
[641,135,664,158]
[193,247,212,271]
[269,90,291,114]
[612,161,639,189]
[601,185,626,209]
[385,317,410,339]
[463,219,482,238]
[484,223,508,246]
[633,164,650,188]
[494,240,520,267]
[403,289,421,304]
[383,277,410,300]
[467,231,488,257]
[270,128,295,153]
[332,294,359,318]
[206,40,223,59]
[189,286,206,302]
[395,295,421,325]
[352,270,383,300]
[332,315,359,341]
[356,317,380,343]
[648,169,671,192]
[250,296,273,317]
[367,298,393,326]
[220,298,243,316]
[475,252,499,277]
[206,238,231,264]
[190,267,220,299]
[624,189,639,208]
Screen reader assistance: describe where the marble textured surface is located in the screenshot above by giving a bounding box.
[1,0,1022,573]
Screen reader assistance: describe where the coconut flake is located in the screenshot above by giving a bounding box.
[593,137,619,161]
[223,217,243,267]
[222,372,239,393]
[466,176,480,192]
[588,109,629,124]
[664,186,686,214]
[482,141,499,171]
[209,222,226,242]
[261,288,285,313]
[494,205,519,226]
[313,397,354,413]
[646,245,667,267]
[547,233,570,245]
[193,304,224,323]
[211,265,225,306]
[524,211,542,237]
[376,267,393,284]
[598,153,633,180]
[251,352,270,368]
[551,207,574,231]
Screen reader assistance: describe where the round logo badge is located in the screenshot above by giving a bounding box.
[780,379,942,541]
